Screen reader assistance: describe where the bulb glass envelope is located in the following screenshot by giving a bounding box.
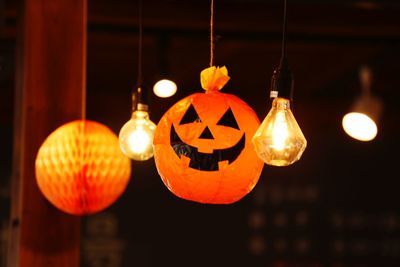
[119,110,156,160]
[253,97,307,166]
[342,93,382,141]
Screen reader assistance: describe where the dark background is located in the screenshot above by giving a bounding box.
[1,0,400,267]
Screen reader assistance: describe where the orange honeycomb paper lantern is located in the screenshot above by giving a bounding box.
[153,66,264,204]
[35,120,131,215]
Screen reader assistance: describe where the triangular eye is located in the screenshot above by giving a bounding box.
[217,107,240,130]
[179,103,202,124]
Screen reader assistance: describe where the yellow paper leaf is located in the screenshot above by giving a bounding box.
[200,66,230,91]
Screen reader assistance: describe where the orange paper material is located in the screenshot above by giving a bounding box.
[200,66,230,91]
[35,120,131,215]
[153,88,263,204]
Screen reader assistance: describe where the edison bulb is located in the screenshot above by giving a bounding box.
[252,97,307,166]
[342,112,377,141]
[119,110,156,161]
[153,79,177,98]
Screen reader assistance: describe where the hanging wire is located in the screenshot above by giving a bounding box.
[209,0,215,67]
[281,0,288,60]
[81,0,88,121]
[131,0,146,110]
[137,0,143,86]
[270,0,293,101]
[80,0,88,211]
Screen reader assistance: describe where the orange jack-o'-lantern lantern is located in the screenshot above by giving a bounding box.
[35,120,131,215]
[153,66,263,204]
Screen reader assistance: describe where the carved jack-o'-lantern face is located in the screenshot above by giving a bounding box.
[171,101,245,171]
[153,91,264,204]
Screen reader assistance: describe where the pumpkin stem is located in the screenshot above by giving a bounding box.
[200,66,230,92]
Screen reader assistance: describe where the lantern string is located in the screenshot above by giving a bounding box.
[81,0,88,212]
[209,0,214,67]
[80,1,88,211]
[82,0,87,122]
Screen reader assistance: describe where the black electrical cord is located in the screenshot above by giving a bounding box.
[270,0,293,101]
[132,0,148,112]
[137,0,143,87]
[281,0,287,60]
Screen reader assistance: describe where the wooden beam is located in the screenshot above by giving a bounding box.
[8,0,87,266]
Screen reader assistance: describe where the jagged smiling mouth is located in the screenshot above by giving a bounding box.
[170,124,245,171]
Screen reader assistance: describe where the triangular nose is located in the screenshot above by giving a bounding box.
[199,126,214,139]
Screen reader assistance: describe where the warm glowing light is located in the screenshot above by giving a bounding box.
[342,112,377,141]
[252,98,307,166]
[271,111,289,151]
[153,79,177,98]
[127,127,150,153]
[119,110,156,160]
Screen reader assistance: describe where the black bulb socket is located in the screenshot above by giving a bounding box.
[132,84,149,112]
[270,57,294,100]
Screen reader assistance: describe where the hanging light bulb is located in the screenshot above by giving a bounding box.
[342,65,382,141]
[252,0,307,167]
[253,97,307,166]
[119,0,156,161]
[119,87,156,161]
[153,78,177,98]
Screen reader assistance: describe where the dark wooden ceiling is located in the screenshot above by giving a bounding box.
[79,0,400,139]
[2,0,400,127]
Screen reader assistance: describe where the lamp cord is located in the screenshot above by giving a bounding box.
[281,0,288,60]
[210,0,215,67]
[131,0,144,110]
[137,0,143,87]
